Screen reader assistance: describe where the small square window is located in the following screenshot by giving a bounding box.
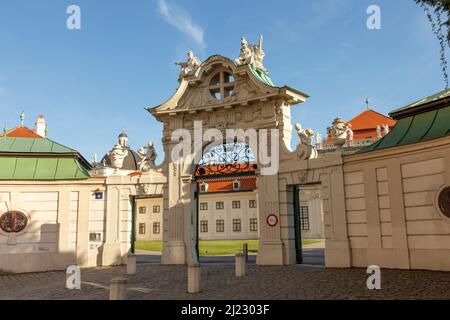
[249,200,257,208]
[232,201,241,209]
[139,206,146,214]
[216,202,224,210]
[89,233,102,242]
[153,205,160,213]
[200,203,208,211]
[233,181,241,191]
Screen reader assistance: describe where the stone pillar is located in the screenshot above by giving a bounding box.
[162,160,186,265]
[235,253,247,277]
[324,165,352,268]
[127,253,136,275]
[102,184,123,266]
[76,189,91,268]
[256,173,284,266]
[188,263,201,293]
[110,277,127,300]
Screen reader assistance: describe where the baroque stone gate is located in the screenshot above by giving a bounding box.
[147,47,349,266]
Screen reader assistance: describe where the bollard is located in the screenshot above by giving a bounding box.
[110,277,127,300]
[127,253,137,275]
[243,243,248,262]
[235,253,247,277]
[188,263,201,294]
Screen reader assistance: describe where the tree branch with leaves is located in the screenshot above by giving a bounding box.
[416,0,450,88]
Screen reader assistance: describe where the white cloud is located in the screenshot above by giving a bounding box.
[157,0,206,50]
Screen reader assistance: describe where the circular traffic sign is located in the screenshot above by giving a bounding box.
[266,214,279,227]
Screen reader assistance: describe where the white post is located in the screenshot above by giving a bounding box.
[235,253,247,277]
[110,277,127,300]
[188,263,201,293]
[127,253,137,275]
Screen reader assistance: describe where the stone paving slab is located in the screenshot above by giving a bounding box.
[1,264,450,300]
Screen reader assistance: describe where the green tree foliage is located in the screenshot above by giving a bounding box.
[416,0,450,87]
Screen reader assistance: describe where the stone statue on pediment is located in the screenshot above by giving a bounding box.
[295,123,318,160]
[235,35,267,73]
[175,51,201,79]
[138,141,157,172]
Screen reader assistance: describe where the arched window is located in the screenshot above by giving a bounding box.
[0,211,28,233]
[209,71,235,101]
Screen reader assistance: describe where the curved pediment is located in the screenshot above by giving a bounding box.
[149,54,308,118]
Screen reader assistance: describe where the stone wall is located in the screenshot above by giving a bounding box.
[343,137,450,271]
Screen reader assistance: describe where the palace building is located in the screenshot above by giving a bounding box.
[1,37,449,273]
[0,115,144,273]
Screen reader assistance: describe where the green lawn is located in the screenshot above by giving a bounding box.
[135,239,321,256]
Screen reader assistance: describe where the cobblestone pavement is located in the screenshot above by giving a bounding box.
[1,263,450,300]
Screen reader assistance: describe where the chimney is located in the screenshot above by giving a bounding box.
[35,114,46,138]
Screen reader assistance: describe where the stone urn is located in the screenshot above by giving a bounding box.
[109,144,128,169]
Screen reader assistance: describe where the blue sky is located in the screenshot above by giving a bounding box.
[0,0,444,163]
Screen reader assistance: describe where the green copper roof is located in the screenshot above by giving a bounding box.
[0,137,77,153]
[248,64,275,87]
[0,137,91,180]
[247,64,310,98]
[390,88,450,116]
[358,90,450,154]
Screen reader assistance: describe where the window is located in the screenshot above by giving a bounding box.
[200,182,209,192]
[233,180,241,191]
[153,205,160,213]
[200,221,208,233]
[89,233,101,242]
[249,200,257,208]
[209,71,235,101]
[153,222,161,234]
[216,220,225,232]
[216,202,224,210]
[139,223,146,235]
[250,218,258,232]
[200,203,208,210]
[139,206,146,214]
[232,201,241,209]
[0,211,28,233]
[233,219,241,232]
[438,186,450,218]
[300,206,310,231]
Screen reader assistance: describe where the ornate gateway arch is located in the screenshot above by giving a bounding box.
[148,42,349,266]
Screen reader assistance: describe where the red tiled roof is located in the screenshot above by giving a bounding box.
[347,109,396,131]
[0,126,43,139]
[326,109,397,142]
[197,176,256,193]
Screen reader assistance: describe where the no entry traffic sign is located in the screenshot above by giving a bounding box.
[266,214,278,227]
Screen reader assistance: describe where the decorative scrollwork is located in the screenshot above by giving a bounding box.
[196,141,257,177]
